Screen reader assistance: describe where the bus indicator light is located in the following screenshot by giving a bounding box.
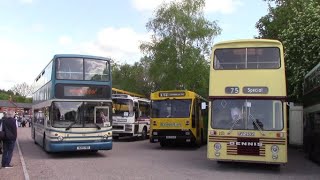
[276,132,284,138]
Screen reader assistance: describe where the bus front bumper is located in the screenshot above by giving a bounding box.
[47,140,112,152]
[150,129,196,143]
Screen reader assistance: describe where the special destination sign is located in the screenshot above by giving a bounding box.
[243,86,269,94]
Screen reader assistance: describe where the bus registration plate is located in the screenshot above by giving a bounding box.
[166,136,176,139]
[77,146,90,150]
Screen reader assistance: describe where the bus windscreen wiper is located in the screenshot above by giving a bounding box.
[66,122,77,130]
[248,114,265,136]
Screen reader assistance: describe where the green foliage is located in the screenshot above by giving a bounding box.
[0,89,32,103]
[256,0,320,102]
[140,0,221,97]
[112,59,153,97]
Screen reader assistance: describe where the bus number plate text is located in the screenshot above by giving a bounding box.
[238,132,255,136]
[77,146,91,150]
[166,136,176,139]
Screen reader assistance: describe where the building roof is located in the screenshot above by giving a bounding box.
[0,100,32,109]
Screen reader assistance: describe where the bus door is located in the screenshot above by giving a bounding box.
[94,106,110,127]
[193,99,200,137]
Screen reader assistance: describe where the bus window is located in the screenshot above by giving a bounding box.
[56,58,83,80]
[212,99,283,131]
[52,101,83,128]
[214,47,280,70]
[84,59,109,81]
[139,101,150,118]
[112,99,134,117]
[151,99,191,118]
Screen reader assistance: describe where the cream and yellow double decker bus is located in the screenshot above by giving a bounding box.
[150,90,208,147]
[207,39,287,164]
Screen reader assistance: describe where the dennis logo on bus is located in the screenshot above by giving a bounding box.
[229,141,262,147]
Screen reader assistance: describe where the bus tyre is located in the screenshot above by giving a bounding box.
[200,128,204,145]
[308,143,315,160]
[43,136,48,152]
[33,129,37,144]
[141,127,147,140]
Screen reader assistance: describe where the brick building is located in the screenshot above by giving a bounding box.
[0,100,32,115]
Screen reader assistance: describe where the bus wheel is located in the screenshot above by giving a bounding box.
[308,143,315,160]
[43,135,50,153]
[33,129,37,144]
[141,127,147,140]
[200,128,204,145]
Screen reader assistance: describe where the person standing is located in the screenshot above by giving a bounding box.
[0,112,7,154]
[1,111,17,168]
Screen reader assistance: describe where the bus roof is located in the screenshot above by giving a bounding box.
[112,88,145,98]
[305,62,320,79]
[53,54,111,61]
[213,39,282,48]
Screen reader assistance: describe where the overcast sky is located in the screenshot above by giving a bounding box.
[0,0,269,90]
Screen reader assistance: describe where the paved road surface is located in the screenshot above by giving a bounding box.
[1,128,320,180]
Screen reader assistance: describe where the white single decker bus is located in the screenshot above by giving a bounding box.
[112,94,151,140]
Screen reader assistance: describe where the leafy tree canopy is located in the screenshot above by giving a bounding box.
[256,0,320,102]
[140,0,221,97]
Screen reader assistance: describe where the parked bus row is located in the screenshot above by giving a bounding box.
[31,39,294,165]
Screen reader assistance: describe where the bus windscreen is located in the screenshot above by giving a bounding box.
[151,99,191,118]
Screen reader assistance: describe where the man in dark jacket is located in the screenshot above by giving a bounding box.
[1,111,17,168]
[0,112,7,154]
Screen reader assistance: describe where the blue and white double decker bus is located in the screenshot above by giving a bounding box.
[31,54,113,152]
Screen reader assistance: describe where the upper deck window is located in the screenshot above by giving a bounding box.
[84,59,109,81]
[56,58,83,80]
[214,47,280,70]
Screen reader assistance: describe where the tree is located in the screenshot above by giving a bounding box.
[11,82,34,97]
[112,59,153,97]
[140,0,221,97]
[256,0,320,102]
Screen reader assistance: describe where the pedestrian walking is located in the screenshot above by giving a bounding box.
[1,111,17,168]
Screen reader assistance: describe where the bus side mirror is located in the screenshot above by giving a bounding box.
[201,102,207,110]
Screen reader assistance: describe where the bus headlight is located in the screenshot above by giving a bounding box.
[185,131,190,135]
[214,143,222,151]
[58,136,64,141]
[153,132,158,135]
[271,145,279,154]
